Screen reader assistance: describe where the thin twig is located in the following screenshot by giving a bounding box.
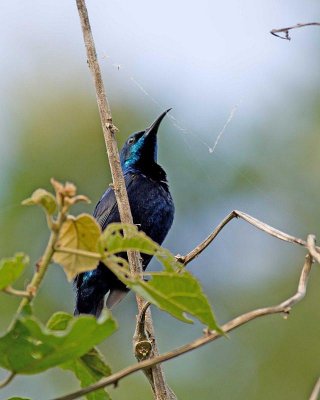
[270,22,320,40]
[3,286,31,298]
[0,372,16,389]
[75,1,173,398]
[177,210,320,265]
[14,210,67,322]
[134,302,152,351]
[133,302,154,392]
[52,249,314,400]
[309,377,320,400]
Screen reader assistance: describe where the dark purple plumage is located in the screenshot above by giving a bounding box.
[74,110,174,317]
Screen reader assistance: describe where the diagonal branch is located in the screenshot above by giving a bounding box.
[177,210,320,266]
[270,22,320,40]
[75,1,174,398]
[52,245,315,400]
[309,377,320,400]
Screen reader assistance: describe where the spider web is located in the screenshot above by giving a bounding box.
[102,54,275,204]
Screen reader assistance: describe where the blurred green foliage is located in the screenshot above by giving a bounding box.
[0,77,320,400]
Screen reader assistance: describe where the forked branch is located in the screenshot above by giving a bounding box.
[177,210,320,265]
[270,22,320,40]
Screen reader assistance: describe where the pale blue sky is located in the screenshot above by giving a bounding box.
[1,1,319,122]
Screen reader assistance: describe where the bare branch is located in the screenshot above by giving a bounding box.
[177,210,320,266]
[309,377,320,400]
[74,0,136,232]
[270,22,320,40]
[52,249,314,400]
[75,1,173,397]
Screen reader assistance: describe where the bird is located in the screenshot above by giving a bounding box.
[74,109,175,317]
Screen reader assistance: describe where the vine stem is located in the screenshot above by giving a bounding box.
[1,211,67,388]
[14,212,66,319]
[75,1,174,398]
[3,287,30,298]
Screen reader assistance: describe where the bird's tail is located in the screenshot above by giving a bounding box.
[74,261,130,317]
[74,290,105,317]
[74,287,128,317]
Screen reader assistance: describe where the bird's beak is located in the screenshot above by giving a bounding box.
[144,108,172,137]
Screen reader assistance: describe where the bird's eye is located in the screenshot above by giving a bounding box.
[128,138,135,145]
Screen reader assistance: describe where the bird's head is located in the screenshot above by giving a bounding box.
[120,109,171,172]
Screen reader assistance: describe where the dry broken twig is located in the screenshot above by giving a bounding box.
[270,22,320,40]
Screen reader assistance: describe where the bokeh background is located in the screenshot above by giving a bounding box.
[1,1,320,399]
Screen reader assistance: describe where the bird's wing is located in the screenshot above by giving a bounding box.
[93,173,136,230]
[93,187,117,230]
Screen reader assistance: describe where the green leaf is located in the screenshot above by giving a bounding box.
[103,258,221,331]
[7,398,32,400]
[0,253,29,290]
[47,312,112,400]
[100,224,220,330]
[100,223,159,254]
[22,188,57,215]
[0,311,116,374]
[53,214,101,281]
[131,271,221,331]
[62,348,112,400]
[99,223,180,271]
[46,311,72,330]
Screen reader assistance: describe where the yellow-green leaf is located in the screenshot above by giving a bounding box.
[53,214,101,281]
[62,349,112,400]
[22,188,57,215]
[0,253,29,290]
[7,398,31,400]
